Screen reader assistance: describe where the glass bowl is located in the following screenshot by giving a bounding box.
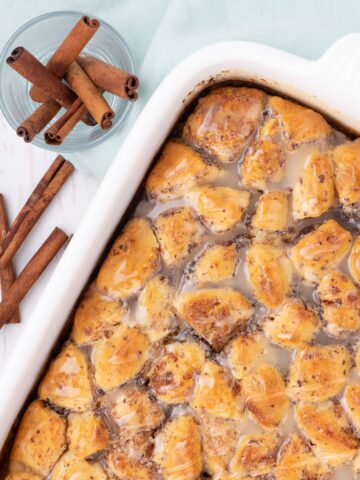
[0,10,135,153]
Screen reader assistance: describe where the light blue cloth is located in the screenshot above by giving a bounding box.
[2,0,360,178]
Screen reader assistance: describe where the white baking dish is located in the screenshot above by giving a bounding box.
[1,34,360,450]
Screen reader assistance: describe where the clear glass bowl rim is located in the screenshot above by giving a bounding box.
[0,10,136,153]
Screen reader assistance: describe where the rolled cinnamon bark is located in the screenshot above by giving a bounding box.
[17,100,61,143]
[30,16,100,103]
[7,47,77,109]
[77,54,139,100]
[45,98,86,145]
[0,227,69,327]
[65,61,114,129]
[0,195,19,324]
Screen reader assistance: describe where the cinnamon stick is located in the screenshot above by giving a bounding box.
[45,99,87,146]
[30,16,100,103]
[0,158,74,267]
[0,227,69,327]
[17,100,61,143]
[7,47,77,109]
[0,195,19,324]
[77,54,139,101]
[65,61,114,129]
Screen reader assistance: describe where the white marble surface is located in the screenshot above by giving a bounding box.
[0,113,100,371]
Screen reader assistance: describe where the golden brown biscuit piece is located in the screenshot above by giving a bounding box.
[317,270,360,336]
[50,452,106,480]
[71,285,127,345]
[295,400,359,466]
[349,236,360,285]
[107,447,156,480]
[230,433,279,477]
[246,244,293,308]
[154,207,203,267]
[289,219,352,285]
[263,299,319,349]
[186,186,250,233]
[250,190,292,244]
[269,96,331,148]
[153,415,202,480]
[197,414,238,476]
[145,138,222,201]
[97,218,160,300]
[149,341,205,404]
[188,242,238,287]
[191,360,243,421]
[183,86,266,163]
[292,151,335,220]
[275,434,331,480]
[175,288,253,351]
[92,326,149,391]
[241,362,289,429]
[333,140,360,218]
[240,139,285,189]
[67,411,109,459]
[343,384,360,431]
[136,275,176,343]
[287,345,350,402]
[38,343,92,412]
[226,333,265,380]
[107,384,164,433]
[9,400,66,476]
[5,474,42,480]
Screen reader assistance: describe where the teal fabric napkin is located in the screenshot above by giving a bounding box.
[1,0,360,178]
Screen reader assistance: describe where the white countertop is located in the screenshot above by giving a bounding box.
[0,113,100,371]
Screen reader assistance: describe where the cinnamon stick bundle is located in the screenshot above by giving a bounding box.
[30,16,100,103]
[65,61,114,129]
[44,98,86,145]
[0,227,68,327]
[0,157,74,267]
[17,100,61,143]
[0,195,19,324]
[77,54,139,100]
[7,47,77,109]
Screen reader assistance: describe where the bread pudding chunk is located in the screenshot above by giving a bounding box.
[154,207,203,267]
[295,400,359,467]
[226,332,265,380]
[191,360,243,421]
[107,447,156,480]
[92,325,149,392]
[188,241,238,287]
[146,138,223,202]
[290,219,352,285]
[97,217,160,299]
[186,185,250,233]
[49,451,107,480]
[175,288,253,351]
[287,344,351,402]
[136,275,176,343]
[38,343,93,412]
[153,415,202,480]
[9,400,66,476]
[246,243,293,309]
[149,341,205,404]
[275,433,331,480]
[241,362,289,429]
[231,433,279,477]
[317,270,360,337]
[263,299,320,349]
[292,150,335,220]
[71,285,127,345]
[250,190,292,244]
[67,411,109,459]
[333,139,360,219]
[183,86,266,163]
[269,96,331,148]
